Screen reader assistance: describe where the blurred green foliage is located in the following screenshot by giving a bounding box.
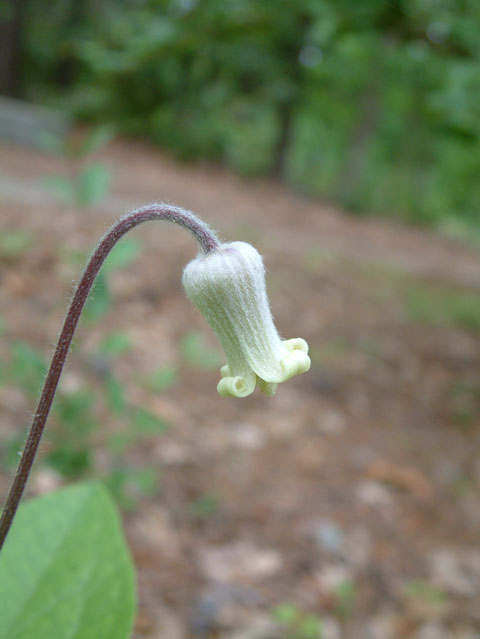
[41,125,114,208]
[1,332,169,502]
[333,579,356,618]
[78,236,141,323]
[0,231,33,260]
[187,492,221,523]
[448,377,480,429]
[0,229,178,506]
[145,364,178,391]
[103,466,158,510]
[20,0,480,232]
[404,283,480,331]
[405,579,447,606]
[180,330,223,368]
[272,603,324,639]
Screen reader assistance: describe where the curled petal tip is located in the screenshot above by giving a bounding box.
[283,337,309,354]
[217,375,255,398]
[280,348,311,381]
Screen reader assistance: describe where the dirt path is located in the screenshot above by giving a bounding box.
[2,139,480,287]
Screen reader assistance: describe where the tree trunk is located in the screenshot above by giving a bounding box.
[0,0,25,96]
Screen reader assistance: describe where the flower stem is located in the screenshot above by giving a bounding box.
[0,204,220,550]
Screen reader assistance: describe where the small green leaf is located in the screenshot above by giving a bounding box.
[103,238,141,273]
[0,231,32,259]
[2,433,25,468]
[9,341,47,397]
[54,390,96,435]
[0,482,136,639]
[300,615,323,639]
[132,407,170,434]
[146,365,178,391]
[77,124,115,157]
[334,579,356,618]
[108,431,134,456]
[105,375,127,415]
[272,603,300,625]
[83,240,141,324]
[83,271,112,322]
[104,466,157,510]
[405,579,447,605]
[77,163,112,207]
[180,331,222,369]
[188,493,220,523]
[133,467,157,497]
[98,332,132,357]
[45,445,91,478]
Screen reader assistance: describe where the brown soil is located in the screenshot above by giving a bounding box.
[1,138,480,639]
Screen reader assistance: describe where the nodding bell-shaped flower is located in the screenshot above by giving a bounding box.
[182,241,310,398]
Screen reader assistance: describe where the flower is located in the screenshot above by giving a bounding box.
[182,241,310,397]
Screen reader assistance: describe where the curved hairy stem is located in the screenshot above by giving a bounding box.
[0,204,220,550]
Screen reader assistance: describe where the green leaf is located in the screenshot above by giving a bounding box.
[45,445,92,478]
[132,407,170,434]
[180,331,222,369]
[105,374,127,415]
[187,493,220,523]
[2,432,25,468]
[405,579,447,605]
[9,341,47,397]
[104,466,157,510]
[97,332,132,357]
[103,238,141,273]
[77,124,116,157]
[83,271,112,322]
[108,431,134,456]
[272,603,300,625]
[300,615,323,639]
[83,239,141,324]
[0,231,32,259]
[146,365,178,391]
[334,579,356,618]
[0,482,136,639]
[77,163,112,207]
[54,390,97,435]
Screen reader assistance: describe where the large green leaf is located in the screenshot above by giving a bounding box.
[0,482,136,639]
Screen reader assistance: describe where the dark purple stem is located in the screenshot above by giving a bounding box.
[0,204,220,550]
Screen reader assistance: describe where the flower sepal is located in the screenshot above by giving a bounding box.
[183,241,311,398]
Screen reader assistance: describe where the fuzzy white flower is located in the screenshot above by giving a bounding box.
[182,241,310,398]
